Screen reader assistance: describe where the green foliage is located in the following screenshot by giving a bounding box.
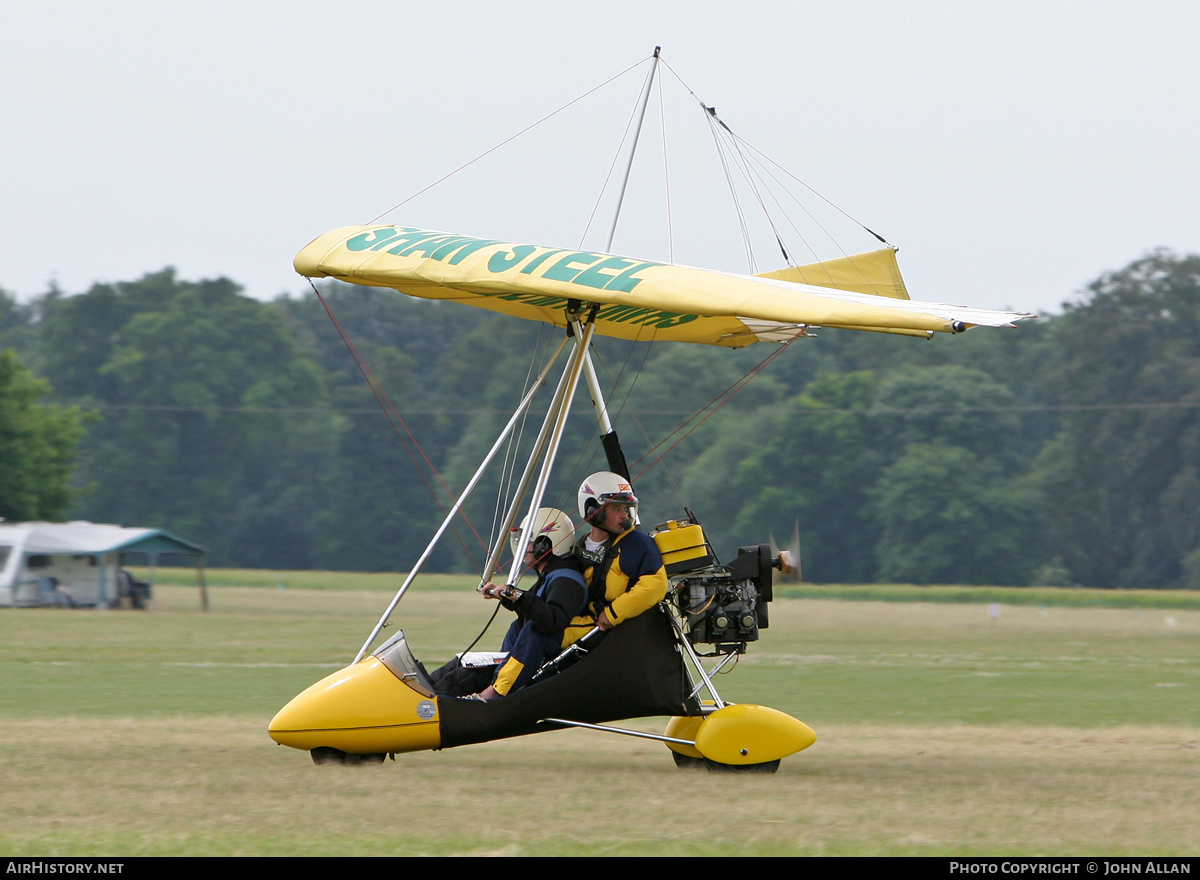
[687,370,881,580]
[866,366,1041,584]
[1034,251,1200,587]
[870,443,1041,585]
[873,364,1023,462]
[0,349,83,520]
[35,270,330,564]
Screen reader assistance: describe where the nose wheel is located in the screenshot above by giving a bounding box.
[310,747,387,766]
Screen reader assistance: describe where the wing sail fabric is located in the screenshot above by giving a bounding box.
[755,247,911,300]
[295,225,1033,347]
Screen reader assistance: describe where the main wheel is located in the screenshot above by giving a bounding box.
[703,758,781,774]
[671,751,707,770]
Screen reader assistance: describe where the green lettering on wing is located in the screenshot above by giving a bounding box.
[441,238,504,265]
[384,230,448,254]
[597,304,643,321]
[346,227,417,251]
[494,293,568,308]
[603,260,664,293]
[519,249,567,275]
[396,235,473,258]
[652,312,698,328]
[357,227,668,301]
[487,245,538,273]
[574,257,638,290]
[542,252,605,283]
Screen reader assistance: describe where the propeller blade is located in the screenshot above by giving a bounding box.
[791,519,802,584]
[771,521,802,582]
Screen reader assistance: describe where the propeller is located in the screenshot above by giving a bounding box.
[769,520,802,584]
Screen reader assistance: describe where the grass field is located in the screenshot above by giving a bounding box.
[1,576,1197,856]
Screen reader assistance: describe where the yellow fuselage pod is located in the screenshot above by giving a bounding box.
[666,704,816,764]
[269,657,441,754]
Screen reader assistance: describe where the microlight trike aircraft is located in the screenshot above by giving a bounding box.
[268,49,1033,771]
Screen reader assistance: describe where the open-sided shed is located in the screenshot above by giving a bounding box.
[0,521,207,609]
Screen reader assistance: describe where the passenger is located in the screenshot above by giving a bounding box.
[470,508,587,701]
[563,472,668,645]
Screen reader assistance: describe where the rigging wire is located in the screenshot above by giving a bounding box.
[488,321,549,564]
[659,58,761,271]
[588,332,693,508]
[657,64,675,266]
[463,333,558,660]
[546,328,798,520]
[367,56,650,226]
[307,279,489,570]
[545,325,661,517]
[660,57,892,278]
[702,104,756,272]
[553,52,810,511]
[629,337,798,483]
[603,47,661,254]
[577,57,659,251]
[731,131,892,246]
[729,140,892,295]
[705,106,793,267]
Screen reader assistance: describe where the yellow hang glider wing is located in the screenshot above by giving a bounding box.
[295,226,1033,347]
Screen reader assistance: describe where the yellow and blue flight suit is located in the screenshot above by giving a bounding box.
[564,526,669,646]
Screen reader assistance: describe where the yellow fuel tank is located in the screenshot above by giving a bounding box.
[652,519,714,574]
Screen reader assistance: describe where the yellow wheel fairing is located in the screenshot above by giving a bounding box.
[268,658,441,754]
[663,714,705,758]
[693,704,816,765]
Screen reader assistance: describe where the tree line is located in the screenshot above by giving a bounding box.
[2,250,1199,588]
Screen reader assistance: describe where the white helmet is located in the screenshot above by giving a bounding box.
[510,507,576,561]
[577,472,639,526]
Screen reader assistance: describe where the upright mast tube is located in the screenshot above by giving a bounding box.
[581,346,631,481]
[477,335,586,586]
[604,46,660,253]
[581,349,614,435]
[504,322,596,586]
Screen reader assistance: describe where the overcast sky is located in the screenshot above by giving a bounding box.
[3,0,1197,318]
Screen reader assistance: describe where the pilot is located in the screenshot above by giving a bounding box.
[563,472,668,644]
[469,508,588,701]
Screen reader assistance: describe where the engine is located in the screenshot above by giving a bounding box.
[652,517,778,656]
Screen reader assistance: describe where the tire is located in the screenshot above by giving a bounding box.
[671,751,707,770]
[310,747,386,766]
[310,746,347,765]
[703,758,781,774]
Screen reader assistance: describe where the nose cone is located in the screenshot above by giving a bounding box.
[269,658,441,754]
